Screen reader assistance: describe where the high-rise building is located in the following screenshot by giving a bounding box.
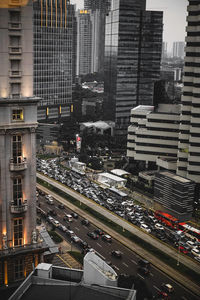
[127,104,180,172]
[172,41,185,59]
[177,0,200,184]
[71,4,77,84]
[162,42,168,60]
[0,1,46,285]
[154,171,195,221]
[104,0,163,136]
[76,9,92,76]
[84,0,110,73]
[33,0,72,122]
[84,0,110,11]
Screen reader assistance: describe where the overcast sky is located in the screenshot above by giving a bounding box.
[71,0,188,52]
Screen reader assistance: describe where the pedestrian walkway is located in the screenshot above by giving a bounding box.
[52,240,82,269]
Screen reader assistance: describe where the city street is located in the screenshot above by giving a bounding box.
[36,182,200,300]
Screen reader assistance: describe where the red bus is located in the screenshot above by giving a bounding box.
[154,211,179,229]
[178,223,200,241]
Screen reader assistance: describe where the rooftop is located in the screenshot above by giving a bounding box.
[99,172,126,182]
[160,171,192,183]
[19,284,125,300]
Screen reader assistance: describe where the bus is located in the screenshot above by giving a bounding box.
[178,223,200,241]
[154,211,179,229]
[107,187,128,202]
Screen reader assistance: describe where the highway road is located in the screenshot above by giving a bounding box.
[37,188,200,300]
[37,173,200,276]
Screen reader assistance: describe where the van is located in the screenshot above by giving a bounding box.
[64,214,73,222]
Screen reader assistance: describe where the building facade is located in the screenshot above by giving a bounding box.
[76,9,92,76]
[127,104,180,171]
[104,0,163,136]
[177,0,200,184]
[0,1,46,285]
[154,171,195,221]
[33,0,73,122]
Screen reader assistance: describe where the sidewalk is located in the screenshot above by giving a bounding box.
[52,239,82,270]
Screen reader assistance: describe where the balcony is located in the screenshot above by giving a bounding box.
[10,157,27,171]
[8,22,22,30]
[9,70,22,78]
[9,47,22,54]
[10,199,27,214]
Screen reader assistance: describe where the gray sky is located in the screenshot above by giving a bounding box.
[71,0,188,51]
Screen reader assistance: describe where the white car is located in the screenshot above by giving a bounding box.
[186,240,197,249]
[140,223,151,233]
[155,223,164,230]
[191,248,200,257]
[52,220,60,227]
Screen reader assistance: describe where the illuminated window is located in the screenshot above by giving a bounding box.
[13,177,22,206]
[12,135,22,163]
[13,218,23,247]
[12,109,23,121]
[14,259,24,280]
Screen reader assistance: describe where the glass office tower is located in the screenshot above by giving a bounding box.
[104,0,162,136]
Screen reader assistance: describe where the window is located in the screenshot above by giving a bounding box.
[12,135,22,163]
[13,177,22,206]
[14,259,24,280]
[12,109,23,121]
[13,218,23,246]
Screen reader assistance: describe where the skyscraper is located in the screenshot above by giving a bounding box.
[0,1,46,285]
[76,9,92,76]
[33,0,72,122]
[84,0,110,73]
[173,41,185,59]
[177,0,200,184]
[104,0,163,136]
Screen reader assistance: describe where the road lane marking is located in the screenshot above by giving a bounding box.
[122,262,128,267]
[97,243,102,248]
[113,265,119,271]
[137,273,145,280]
[131,259,137,265]
[150,272,154,277]
[153,285,161,292]
[75,227,80,231]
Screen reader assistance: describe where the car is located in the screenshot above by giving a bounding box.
[157,290,169,299]
[66,230,75,237]
[71,212,78,219]
[111,250,122,258]
[138,259,150,269]
[81,219,90,226]
[52,220,60,227]
[102,234,112,243]
[194,256,200,263]
[87,232,99,240]
[140,223,151,233]
[94,228,104,236]
[137,266,150,276]
[156,233,167,242]
[79,240,89,249]
[59,224,67,232]
[47,209,57,216]
[58,203,65,209]
[155,223,164,230]
[186,240,197,249]
[161,283,174,293]
[71,236,81,243]
[191,248,200,257]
